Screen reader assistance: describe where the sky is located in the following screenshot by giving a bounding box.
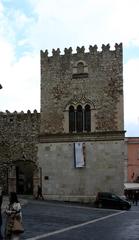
[0,0,139,136]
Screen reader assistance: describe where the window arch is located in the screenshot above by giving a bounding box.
[69,104,91,133]
[77,62,84,74]
[72,60,88,78]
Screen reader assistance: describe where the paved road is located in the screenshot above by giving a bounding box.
[2,199,139,240]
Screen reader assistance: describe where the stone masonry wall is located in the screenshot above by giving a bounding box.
[38,140,125,202]
[0,110,40,192]
[40,43,123,134]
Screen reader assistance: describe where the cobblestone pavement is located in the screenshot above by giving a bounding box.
[2,198,139,240]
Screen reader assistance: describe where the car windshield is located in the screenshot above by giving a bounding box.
[111,194,120,200]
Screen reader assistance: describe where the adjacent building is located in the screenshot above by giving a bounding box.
[125,137,139,183]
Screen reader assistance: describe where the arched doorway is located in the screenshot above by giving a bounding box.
[15,161,35,195]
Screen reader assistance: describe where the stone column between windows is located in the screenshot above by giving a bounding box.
[63,110,69,133]
[91,109,96,132]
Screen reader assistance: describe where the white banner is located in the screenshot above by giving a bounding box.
[74,142,85,168]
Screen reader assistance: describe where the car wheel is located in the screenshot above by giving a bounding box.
[126,206,131,210]
[122,205,128,210]
[98,202,103,208]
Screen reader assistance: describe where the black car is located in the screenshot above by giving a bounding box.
[94,192,131,210]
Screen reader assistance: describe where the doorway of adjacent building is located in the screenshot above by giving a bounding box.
[16,161,34,195]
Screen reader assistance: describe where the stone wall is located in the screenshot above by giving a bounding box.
[0,110,40,192]
[38,140,125,202]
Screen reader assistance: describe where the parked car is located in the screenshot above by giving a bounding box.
[94,192,131,210]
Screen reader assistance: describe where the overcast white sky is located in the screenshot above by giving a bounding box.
[0,0,139,136]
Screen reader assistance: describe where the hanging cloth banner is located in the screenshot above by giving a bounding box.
[74,142,85,168]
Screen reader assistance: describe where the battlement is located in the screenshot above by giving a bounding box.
[41,43,122,58]
[0,110,40,126]
[0,109,39,116]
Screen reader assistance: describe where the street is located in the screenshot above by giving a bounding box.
[11,199,139,240]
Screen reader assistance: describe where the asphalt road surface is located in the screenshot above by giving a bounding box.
[3,199,139,240]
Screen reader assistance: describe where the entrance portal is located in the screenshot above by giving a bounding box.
[15,161,34,195]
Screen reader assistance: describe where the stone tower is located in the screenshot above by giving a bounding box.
[38,43,125,202]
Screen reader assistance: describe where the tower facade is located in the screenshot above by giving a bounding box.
[38,43,125,202]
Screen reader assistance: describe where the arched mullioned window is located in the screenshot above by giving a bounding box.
[69,104,91,133]
[84,105,91,132]
[76,105,83,132]
[69,106,75,132]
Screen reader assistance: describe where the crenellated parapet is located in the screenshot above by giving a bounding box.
[40,49,48,58]
[41,43,122,58]
[52,48,61,56]
[89,44,98,54]
[102,44,110,52]
[115,43,122,56]
[0,110,40,128]
[76,46,85,54]
[0,109,39,116]
[64,47,72,55]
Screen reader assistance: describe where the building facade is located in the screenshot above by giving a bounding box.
[125,137,139,183]
[38,43,125,202]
